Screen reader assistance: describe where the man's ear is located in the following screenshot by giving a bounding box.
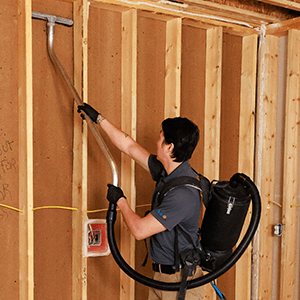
[167,143,174,154]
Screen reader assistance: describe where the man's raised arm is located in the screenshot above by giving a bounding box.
[78,103,150,171]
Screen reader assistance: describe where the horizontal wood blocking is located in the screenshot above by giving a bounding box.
[259,0,300,12]
[90,0,260,36]
[266,16,300,36]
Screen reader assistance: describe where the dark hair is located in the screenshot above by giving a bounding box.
[162,117,199,162]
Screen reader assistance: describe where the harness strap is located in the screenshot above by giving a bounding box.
[156,176,204,207]
[177,265,191,300]
[141,209,151,267]
[177,246,202,300]
[141,238,149,267]
[174,226,180,271]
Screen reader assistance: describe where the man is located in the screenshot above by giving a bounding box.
[78,103,204,300]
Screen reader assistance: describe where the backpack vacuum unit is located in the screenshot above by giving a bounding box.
[200,177,252,272]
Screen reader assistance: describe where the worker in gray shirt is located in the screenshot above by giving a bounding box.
[78,103,204,300]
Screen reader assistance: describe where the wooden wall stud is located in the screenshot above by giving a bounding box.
[235,34,258,300]
[120,8,138,300]
[164,17,182,119]
[256,33,279,299]
[18,1,34,299]
[280,28,300,300]
[72,1,88,300]
[203,26,223,300]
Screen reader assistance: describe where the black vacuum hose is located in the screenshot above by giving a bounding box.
[106,173,261,290]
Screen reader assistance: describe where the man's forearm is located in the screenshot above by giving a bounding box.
[117,197,145,240]
[99,118,150,170]
[117,197,166,240]
[99,119,134,155]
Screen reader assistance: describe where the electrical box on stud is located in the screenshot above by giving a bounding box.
[84,219,110,257]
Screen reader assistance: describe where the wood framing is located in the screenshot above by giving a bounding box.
[184,0,282,23]
[4,1,300,300]
[258,0,300,12]
[238,35,257,174]
[120,8,137,300]
[90,0,259,36]
[235,34,258,300]
[266,16,300,36]
[203,26,223,300]
[256,33,279,299]
[280,28,300,300]
[72,1,88,299]
[164,17,182,118]
[18,1,34,299]
[204,26,222,180]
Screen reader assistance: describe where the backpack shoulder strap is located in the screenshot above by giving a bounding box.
[156,172,211,208]
[192,169,211,207]
[156,176,203,207]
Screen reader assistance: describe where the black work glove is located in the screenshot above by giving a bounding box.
[107,184,126,204]
[77,103,99,123]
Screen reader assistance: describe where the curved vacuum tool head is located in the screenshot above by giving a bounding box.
[32,11,73,27]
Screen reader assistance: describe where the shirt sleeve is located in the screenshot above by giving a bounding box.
[150,187,198,231]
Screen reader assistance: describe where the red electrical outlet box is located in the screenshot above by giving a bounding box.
[84,219,110,257]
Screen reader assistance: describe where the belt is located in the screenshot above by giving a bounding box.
[152,263,180,274]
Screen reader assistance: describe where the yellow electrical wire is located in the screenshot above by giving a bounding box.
[0,203,24,213]
[33,206,78,211]
[0,203,151,214]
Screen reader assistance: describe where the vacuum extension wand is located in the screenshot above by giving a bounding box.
[31,12,119,192]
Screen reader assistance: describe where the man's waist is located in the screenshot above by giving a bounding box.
[152,263,182,274]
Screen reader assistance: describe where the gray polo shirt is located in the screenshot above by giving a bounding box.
[148,155,201,265]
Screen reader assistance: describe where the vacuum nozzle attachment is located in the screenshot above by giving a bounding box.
[32,11,73,27]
